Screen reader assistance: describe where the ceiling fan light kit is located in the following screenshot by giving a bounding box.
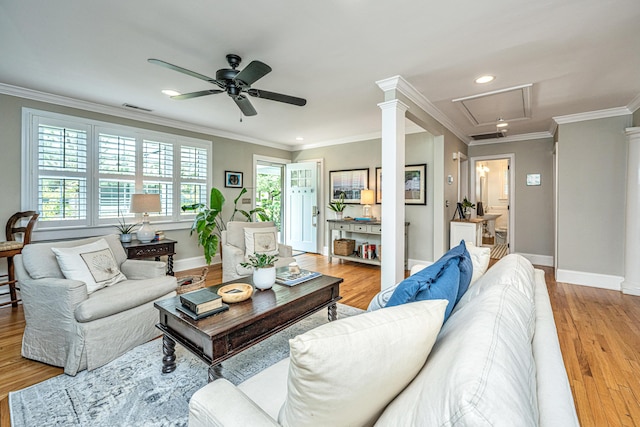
[148,54,307,117]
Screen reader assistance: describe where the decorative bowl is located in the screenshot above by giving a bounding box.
[217,283,253,303]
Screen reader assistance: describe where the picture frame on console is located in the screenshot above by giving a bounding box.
[375,163,427,205]
[225,171,243,188]
[329,168,369,204]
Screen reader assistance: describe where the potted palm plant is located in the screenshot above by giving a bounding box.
[327,192,346,220]
[240,253,279,290]
[461,197,476,220]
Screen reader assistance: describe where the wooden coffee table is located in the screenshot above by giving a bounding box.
[154,274,342,381]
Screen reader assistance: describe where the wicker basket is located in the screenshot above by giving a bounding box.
[333,238,356,256]
[176,267,209,295]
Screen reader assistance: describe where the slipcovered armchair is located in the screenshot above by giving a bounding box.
[221,221,295,282]
[14,234,177,375]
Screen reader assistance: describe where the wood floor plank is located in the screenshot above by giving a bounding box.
[1,255,640,426]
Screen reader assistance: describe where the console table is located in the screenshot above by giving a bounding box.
[121,239,176,275]
[327,219,409,269]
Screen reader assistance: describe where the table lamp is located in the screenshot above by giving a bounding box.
[360,189,375,218]
[130,194,161,243]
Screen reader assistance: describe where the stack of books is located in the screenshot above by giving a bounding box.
[275,267,322,286]
[177,287,229,320]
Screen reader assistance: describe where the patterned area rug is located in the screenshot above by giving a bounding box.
[9,303,363,427]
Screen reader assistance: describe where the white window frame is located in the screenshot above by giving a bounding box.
[22,108,212,240]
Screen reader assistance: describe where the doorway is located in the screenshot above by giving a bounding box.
[470,154,514,259]
[284,161,320,253]
[253,155,290,243]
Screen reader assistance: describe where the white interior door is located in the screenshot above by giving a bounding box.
[285,162,318,253]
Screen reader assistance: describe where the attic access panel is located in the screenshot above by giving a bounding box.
[453,84,532,126]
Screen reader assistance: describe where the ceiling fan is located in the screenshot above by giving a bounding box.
[148,54,306,116]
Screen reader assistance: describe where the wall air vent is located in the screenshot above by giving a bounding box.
[122,103,153,112]
[471,132,507,141]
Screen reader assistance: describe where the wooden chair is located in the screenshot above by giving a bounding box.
[0,211,39,307]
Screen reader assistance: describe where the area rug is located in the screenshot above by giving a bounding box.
[9,303,363,427]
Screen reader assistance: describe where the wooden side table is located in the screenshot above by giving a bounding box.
[121,239,177,275]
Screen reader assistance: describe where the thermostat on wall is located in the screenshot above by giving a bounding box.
[526,174,541,186]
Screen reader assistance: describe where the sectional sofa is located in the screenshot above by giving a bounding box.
[188,253,579,426]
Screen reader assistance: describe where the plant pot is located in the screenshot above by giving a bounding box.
[334,211,343,220]
[120,233,132,243]
[253,266,276,291]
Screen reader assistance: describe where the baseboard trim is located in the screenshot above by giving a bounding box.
[556,269,623,291]
[173,255,219,272]
[621,280,640,296]
[517,253,554,267]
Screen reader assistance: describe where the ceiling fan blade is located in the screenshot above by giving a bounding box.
[171,89,224,100]
[148,58,221,86]
[247,89,307,106]
[234,61,272,86]
[233,95,257,116]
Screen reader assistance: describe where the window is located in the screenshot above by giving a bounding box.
[23,109,211,236]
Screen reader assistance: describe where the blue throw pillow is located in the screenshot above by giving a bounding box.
[384,241,473,321]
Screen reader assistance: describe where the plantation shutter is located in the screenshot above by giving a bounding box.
[98,132,136,219]
[143,139,174,218]
[180,145,208,214]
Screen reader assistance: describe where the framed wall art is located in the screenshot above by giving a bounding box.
[329,168,369,203]
[375,163,427,205]
[225,171,243,188]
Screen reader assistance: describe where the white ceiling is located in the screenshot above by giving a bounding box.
[1,0,639,149]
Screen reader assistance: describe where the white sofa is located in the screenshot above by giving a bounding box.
[188,254,579,426]
[221,221,295,282]
[14,234,177,375]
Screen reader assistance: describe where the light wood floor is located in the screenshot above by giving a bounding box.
[1,254,639,426]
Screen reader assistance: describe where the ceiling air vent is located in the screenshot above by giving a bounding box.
[471,132,506,141]
[122,103,153,112]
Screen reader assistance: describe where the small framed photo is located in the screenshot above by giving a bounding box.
[225,171,243,188]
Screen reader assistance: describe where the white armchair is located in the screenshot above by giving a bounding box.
[14,234,177,375]
[221,221,295,282]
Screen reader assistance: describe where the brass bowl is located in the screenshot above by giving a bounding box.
[217,283,253,303]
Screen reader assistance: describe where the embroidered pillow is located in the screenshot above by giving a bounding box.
[52,239,127,294]
[244,226,279,257]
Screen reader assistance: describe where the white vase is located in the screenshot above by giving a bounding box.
[334,211,343,220]
[120,233,132,243]
[253,266,276,291]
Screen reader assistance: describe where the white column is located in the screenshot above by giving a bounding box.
[378,99,409,289]
[623,127,640,295]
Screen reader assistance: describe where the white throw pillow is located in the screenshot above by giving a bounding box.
[466,243,491,285]
[244,226,279,257]
[52,239,127,294]
[277,299,448,427]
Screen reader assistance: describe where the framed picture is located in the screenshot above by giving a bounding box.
[329,169,369,204]
[225,171,243,188]
[375,164,427,205]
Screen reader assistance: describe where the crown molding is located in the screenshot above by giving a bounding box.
[467,131,553,146]
[553,106,631,124]
[627,93,640,113]
[375,76,471,145]
[0,83,293,151]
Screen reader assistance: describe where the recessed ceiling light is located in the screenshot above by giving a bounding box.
[475,75,495,84]
[295,137,304,141]
[161,89,181,96]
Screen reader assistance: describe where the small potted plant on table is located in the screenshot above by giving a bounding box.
[115,217,138,243]
[461,197,476,220]
[328,192,346,220]
[240,253,278,291]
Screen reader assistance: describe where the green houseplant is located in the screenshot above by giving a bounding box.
[115,217,139,243]
[461,197,476,219]
[327,192,346,219]
[182,187,271,264]
[240,253,279,290]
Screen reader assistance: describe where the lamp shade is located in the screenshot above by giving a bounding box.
[360,189,375,205]
[130,194,161,214]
